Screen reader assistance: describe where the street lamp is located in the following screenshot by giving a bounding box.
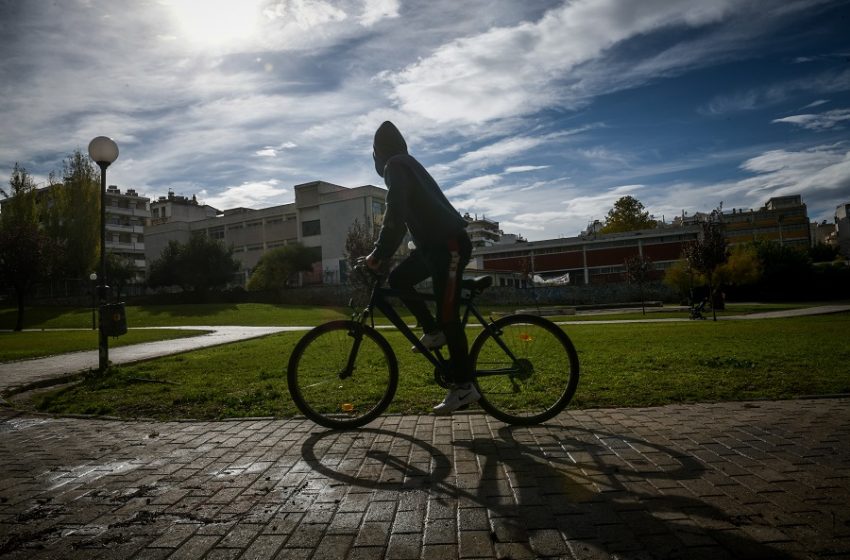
[89,272,97,330]
[88,136,119,372]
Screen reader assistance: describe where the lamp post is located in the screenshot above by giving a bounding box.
[89,272,97,330]
[88,136,119,372]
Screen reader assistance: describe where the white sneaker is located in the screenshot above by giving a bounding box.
[433,383,480,416]
[411,331,446,353]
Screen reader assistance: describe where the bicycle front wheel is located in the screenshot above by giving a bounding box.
[287,321,398,429]
[471,314,579,425]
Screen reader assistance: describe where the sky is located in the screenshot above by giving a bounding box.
[1,0,849,241]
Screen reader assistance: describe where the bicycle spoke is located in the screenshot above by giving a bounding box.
[288,321,397,429]
[472,315,579,424]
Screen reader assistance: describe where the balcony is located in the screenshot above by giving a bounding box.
[106,223,145,234]
[106,206,149,218]
[105,241,145,252]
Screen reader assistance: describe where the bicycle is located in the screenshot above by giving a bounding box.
[286,264,580,429]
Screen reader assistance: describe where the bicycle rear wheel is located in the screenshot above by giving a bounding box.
[471,314,579,425]
[287,321,398,429]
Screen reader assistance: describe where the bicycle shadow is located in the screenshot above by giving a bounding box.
[300,423,793,559]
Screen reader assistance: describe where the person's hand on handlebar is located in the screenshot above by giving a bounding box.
[365,250,382,271]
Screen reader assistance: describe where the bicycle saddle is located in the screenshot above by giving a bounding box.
[462,276,493,293]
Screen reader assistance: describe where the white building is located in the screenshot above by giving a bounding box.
[145,181,387,285]
[104,185,150,284]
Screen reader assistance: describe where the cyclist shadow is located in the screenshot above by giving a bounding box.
[300,423,793,559]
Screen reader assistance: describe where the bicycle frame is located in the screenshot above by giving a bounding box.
[348,273,523,380]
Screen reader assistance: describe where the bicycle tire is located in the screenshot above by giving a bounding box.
[287,320,398,429]
[470,314,579,425]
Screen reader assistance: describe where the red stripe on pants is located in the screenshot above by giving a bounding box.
[442,238,461,322]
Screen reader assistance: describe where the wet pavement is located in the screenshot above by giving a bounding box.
[0,398,848,559]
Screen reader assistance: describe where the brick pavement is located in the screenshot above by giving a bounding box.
[0,398,848,559]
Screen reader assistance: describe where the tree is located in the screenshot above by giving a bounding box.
[716,244,762,288]
[683,214,728,321]
[810,242,840,263]
[623,255,653,315]
[663,259,699,303]
[43,150,100,280]
[600,196,657,233]
[147,240,181,290]
[246,243,315,292]
[752,240,812,299]
[343,218,376,291]
[106,253,136,299]
[0,164,54,330]
[147,233,240,294]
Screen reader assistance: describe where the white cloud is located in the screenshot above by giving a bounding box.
[802,99,830,109]
[772,108,850,130]
[359,0,400,26]
[384,0,816,124]
[504,165,549,174]
[700,69,850,116]
[202,179,290,209]
[444,174,503,197]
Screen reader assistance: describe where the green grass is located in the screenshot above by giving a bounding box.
[0,303,352,330]
[0,329,212,363]
[20,312,850,420]
[0,301,819,331]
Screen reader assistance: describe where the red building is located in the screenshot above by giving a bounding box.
[471,226,699,287]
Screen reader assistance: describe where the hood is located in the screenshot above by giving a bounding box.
[373,121,408,177]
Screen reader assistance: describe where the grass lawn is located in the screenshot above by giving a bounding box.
[20,312,850,420]
[0,301,816,331]
[0,329,212,363]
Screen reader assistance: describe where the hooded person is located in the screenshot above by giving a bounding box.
[366,120,479,415]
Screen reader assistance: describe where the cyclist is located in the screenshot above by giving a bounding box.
[365,120,480,415]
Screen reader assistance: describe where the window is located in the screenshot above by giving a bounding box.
[302,219,321,237]
[209,227,225,240]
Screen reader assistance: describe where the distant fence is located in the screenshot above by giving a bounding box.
[4,280,679,309]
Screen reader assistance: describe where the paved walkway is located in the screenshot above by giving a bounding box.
[0,398,848,559]
[0,326,309,394]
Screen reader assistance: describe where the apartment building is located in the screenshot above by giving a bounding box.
[145,181,387,285]
[836,202,850,258]
[676,195,811,248]
[463,213,502,247]
[104,186,151,284]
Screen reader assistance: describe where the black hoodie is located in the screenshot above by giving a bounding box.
[372,121,467,260]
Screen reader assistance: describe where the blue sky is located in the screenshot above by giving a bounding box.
[1,0,849,240]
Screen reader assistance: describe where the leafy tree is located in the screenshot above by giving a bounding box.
[0,164,54,330]
[753,240,811,298]
[810,242,840,263]
[683,214,728,320]
[246,243,315,292]
[147,240,181,290]
[623,255,653,315]
[44,150,100,279]
[663,259,699,303]
[716,244,762,288]
[600,196,657,233]
[147,234,240,294]
[105,253,136,299]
